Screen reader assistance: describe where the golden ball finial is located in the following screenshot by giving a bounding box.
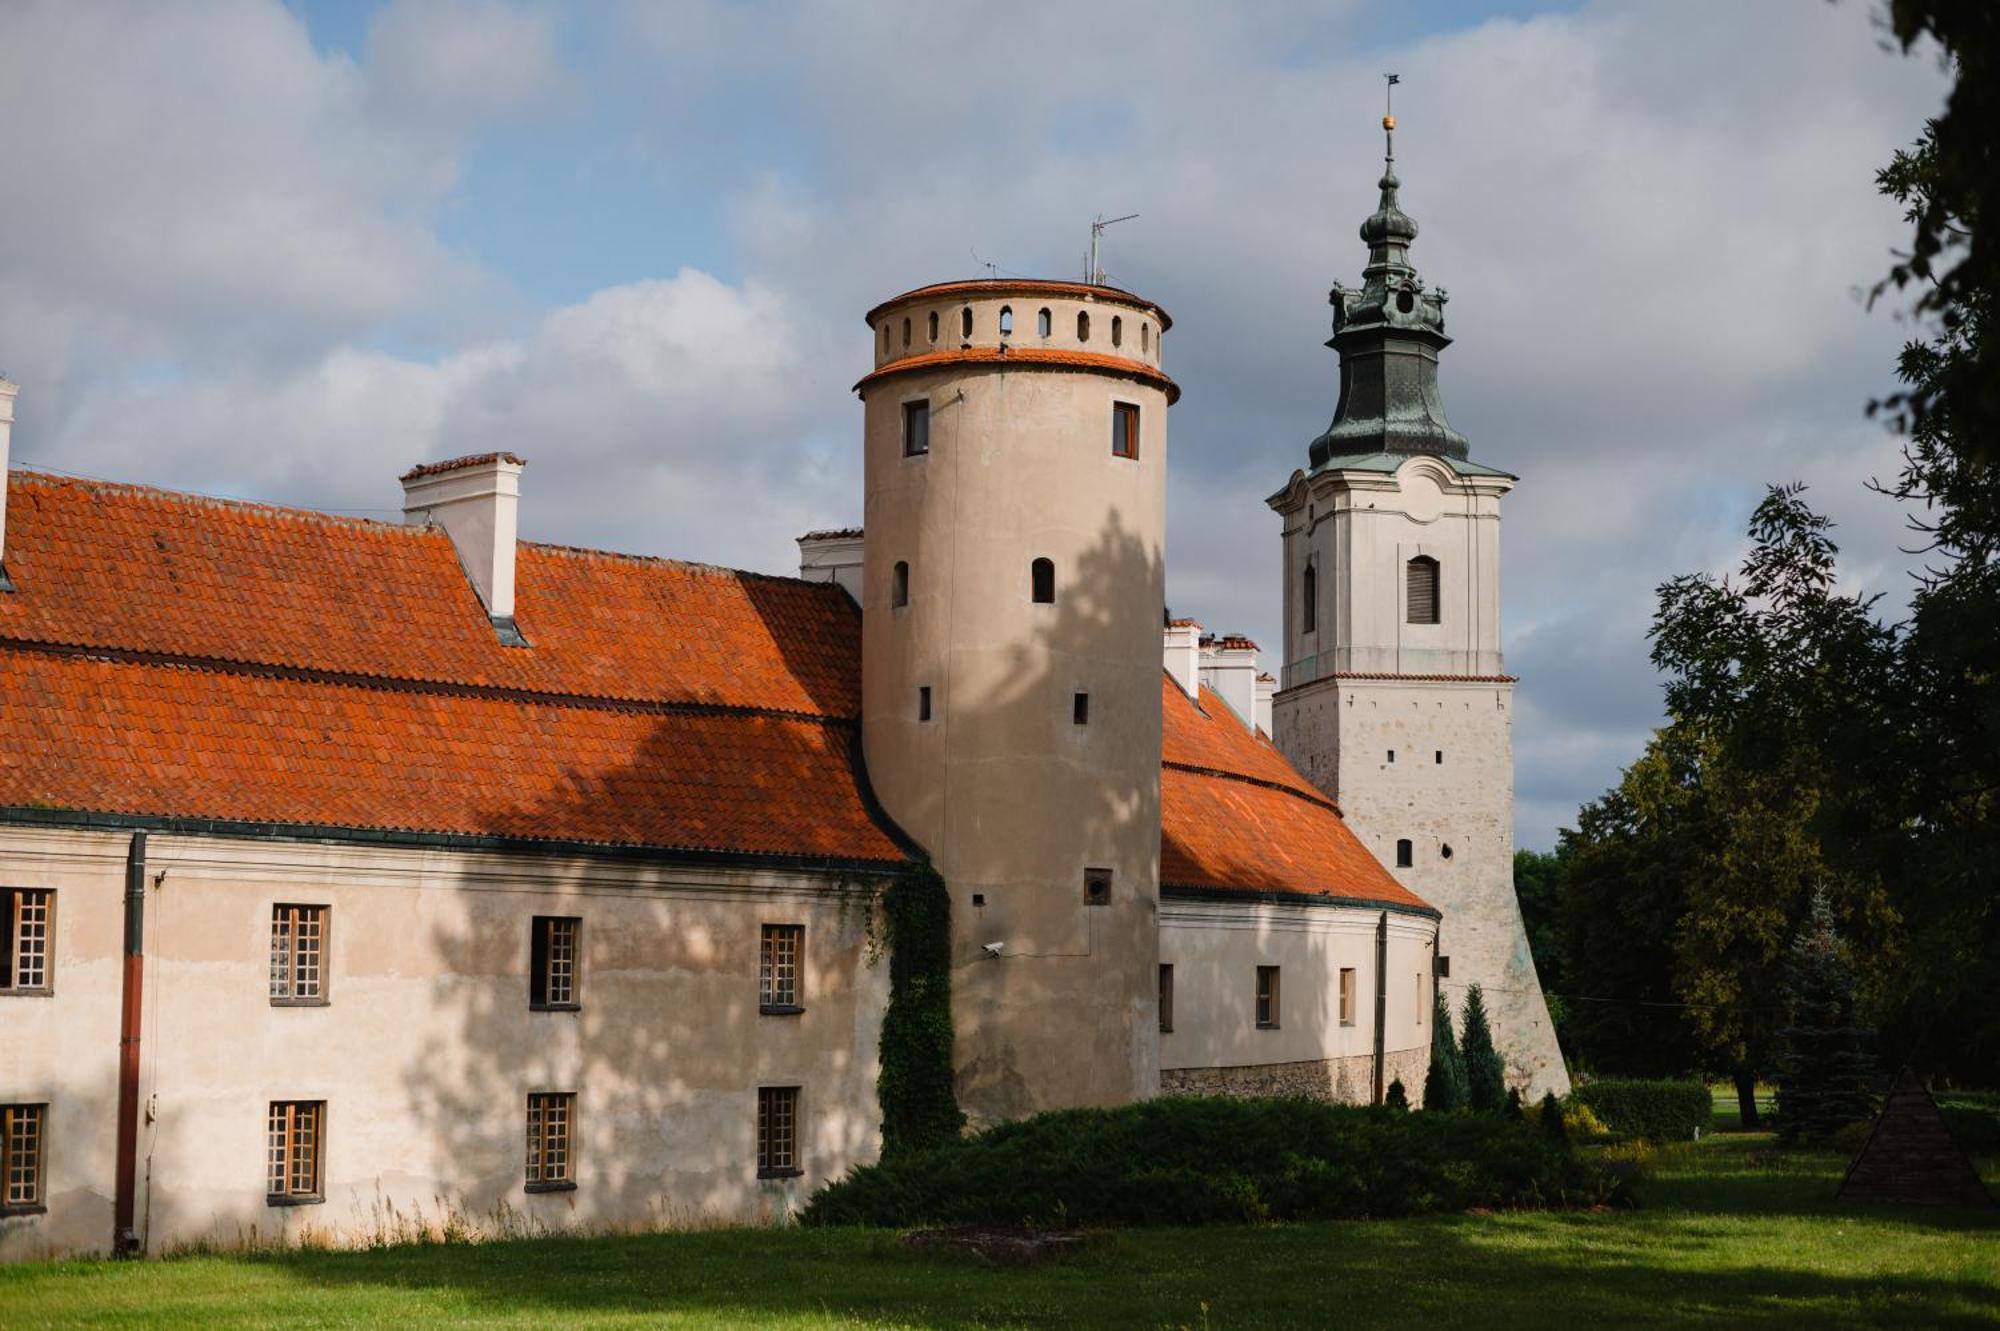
[1382,114,1396,131]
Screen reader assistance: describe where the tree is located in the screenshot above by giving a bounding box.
[1423,987,1468,1111]
[1383,1078,1410,1112]
[1459,984,1508,1114]
[1513,848,1565,1001]
[1538,1091,1568,1146]
[1775,890,1881,1143]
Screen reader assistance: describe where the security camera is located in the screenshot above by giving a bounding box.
[981,941,1006,958]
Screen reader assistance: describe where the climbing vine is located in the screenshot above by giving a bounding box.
[877,859,964,1157]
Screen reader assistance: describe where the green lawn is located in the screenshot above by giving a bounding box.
[4,1133,1995,1329]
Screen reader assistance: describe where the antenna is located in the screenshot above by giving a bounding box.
[970,247,1000,280]
[1084,212,1139,286]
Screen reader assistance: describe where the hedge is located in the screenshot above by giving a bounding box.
[803,1096,1624,1228]
[1570,1079,1712,1141]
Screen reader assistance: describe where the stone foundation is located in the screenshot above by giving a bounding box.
[1163,1045,1429,1106]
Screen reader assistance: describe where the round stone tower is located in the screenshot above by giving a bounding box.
[856,279,1177,1124]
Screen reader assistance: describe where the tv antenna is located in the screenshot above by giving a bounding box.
[1084,212,1138,286]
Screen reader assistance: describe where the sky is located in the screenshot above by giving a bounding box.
[0,1,1951,849]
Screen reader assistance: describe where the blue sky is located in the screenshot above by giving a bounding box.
[1,1,1950,847]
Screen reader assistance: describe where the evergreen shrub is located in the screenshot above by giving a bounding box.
[1459,985,1509,1113]
[802,1097,1624,1228]
[1424,988,1469,1112]
[1570,1079,1711,1141]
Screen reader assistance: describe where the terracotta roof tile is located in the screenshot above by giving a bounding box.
[399,452,525,481]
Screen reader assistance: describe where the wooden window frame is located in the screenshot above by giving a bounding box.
[1255,965,1280,1030]
[530,916,582,1011]
[756,1086,802,1179]
[902,398,931,457]
[1158,963,1174,1034]
[268,903,329,1006]
[266,1100,325,1206]
[760,924,805,1015]
[1339,967,1357,1027]
[0,888,55,997]
[525,1091,578,1192]
[1111,401,1141,459]
[1,1103,47,1215]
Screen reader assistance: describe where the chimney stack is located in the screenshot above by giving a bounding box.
[796,528,865,603]
[1163,618,1202,697]
[400,453,526,643]
[0,378,17,591]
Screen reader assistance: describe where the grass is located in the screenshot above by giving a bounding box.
[4,1128,1995,1328]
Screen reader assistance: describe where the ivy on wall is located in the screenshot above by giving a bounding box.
[877,859,964,1156]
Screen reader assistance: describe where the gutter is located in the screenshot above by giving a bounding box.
[1372,910,1388,1105]
[113,831,145,1256]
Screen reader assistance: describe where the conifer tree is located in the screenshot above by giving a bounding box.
[1505,1087,1524,1119]
[1775,889,1880,1143]
[1423,987,1468,1111]
[1384,1078,1410,1112]
[1460,984,1509,1113]
[1538,1091,1568,1145]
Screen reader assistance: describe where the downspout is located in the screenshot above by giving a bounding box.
[113,831,146,1257]
[1372,910,1388,1104]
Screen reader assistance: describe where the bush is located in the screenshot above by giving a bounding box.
[1571,1079,1711,1141]
[1460,985,1509,1114]
[1937,1093,2000,1159]
[1525,1094,1610,1142]
[802,1097,1624,1228]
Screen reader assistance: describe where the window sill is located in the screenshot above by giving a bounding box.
[269,997,330,1008]
[524,1180,577,1194]
[0,1203,46,1218]
[530,1003,582,1013]
[266,1194,324,1208]
[757,1167,804,1181]
[0,988,53,999]
[759,1004,805,1017]
[1255,1023,1280,1032]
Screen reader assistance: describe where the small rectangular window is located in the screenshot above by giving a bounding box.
[530,916,581,1009]
[1,1104,46,1213]
[760,924,804,1013]
[757,1086,801,1177]
[918,686,932,722]
[1387,750,1396,764]
[1084,867,1113,906]
[1339,967,1357,1027]
[269,904,327,1004]
[1158,964,1174,1034]
[1255,965,1280,1029]
[266,1100,324,1204]
[1435,750,1444,764]
[1395,839,1413,868]
[1111,402,1140,459]
[1437,955,1451,979]
[1,888,54,994]
[1073,692,1090,725]
[526,1092,577,1191]
[902,399,930,457]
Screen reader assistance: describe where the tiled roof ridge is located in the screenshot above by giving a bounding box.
[519,536,849,591]
[1161,758,1345,819]
[0,635,859,725]
[8,468,409,533]
[1329,671,1520,683]
[400,452,525,481]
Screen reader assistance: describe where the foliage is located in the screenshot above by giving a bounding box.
[1937,1091,2000,1160]
[1505,1088,1524,1120]
[1459,985,1508,1114]
[1383,1078,1410,1112]
[802,1097,1622,1229]
[1536,1092,1567,1146]
[1773,891,1880,1144]
[1570,1080,1713,1142]
[1512,848,1565,1001]
[1526,1094,1608,1144]
[876,862,963,1157]
[1423,986,1468,1112]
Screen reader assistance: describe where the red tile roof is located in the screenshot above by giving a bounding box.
[1159,677,1431,912]
[0,472,903,866]
[853,347,1181,404]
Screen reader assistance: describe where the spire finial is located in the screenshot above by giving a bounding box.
[1382,73,1400,159]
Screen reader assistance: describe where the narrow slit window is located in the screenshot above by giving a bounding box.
[266,1100,324,1204]
[1077,310,1090,341]
[902,399,931,457]
[1037,307,1052,337]
[1406,555,1440,625]
[1387,750,1396,764]
[1073,692,1090,725]
[1435,750,1443,764]
[1031,557,1055,604]
[1301,562,1317,635]
[1395,838,1413,868]
[1111,315,1123,347]
[757,1086,801,1177]
[1,1104,46,1212]
[1255,966,1280,1029]
[900,316,911,348]
[1141,322,1151,353]
[1158,964,1174,1033]
[927,310,939,342]
[1339,967,1357,1026]
[999,305,1013,336]
[891,560,910,609]
[880,323,889,354]
[530,916,580,1009]
[918,686,932,722]
[526,1091,576,1190]
[1,888,53,994]
[960,306,973,339]
[760,924,804,1013]
[269,904,327,1004]
[1112,402,1140,459]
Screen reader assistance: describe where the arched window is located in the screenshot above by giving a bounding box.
[880,323,890,353]
[1301,561,1317,634]
[1031,557,1055,604]
[1037,307,1052,337]
[960,306,973,339]
[901,316,911,348]
[1077,311,1090,342]
[928,310,939,342]
[1111,315,1123,347]
[999,305,1013,336]
[891,560,910,608]
[1395,838,1413,868]
[1141,322,1150,354]
[1406,556,1440,625]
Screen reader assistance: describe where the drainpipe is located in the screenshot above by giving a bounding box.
[113,831,146,1257]
[1372,910,1388,1104]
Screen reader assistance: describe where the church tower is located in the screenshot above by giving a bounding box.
[856,281,1174,1124]
[1268,103,1567,1097]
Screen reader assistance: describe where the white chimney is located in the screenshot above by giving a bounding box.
[1199,634,1261,727]
[401,453,525,639]
[1163,619,1202,697]
[797,528,864,603]
[1255,672,1275,736]
[0,378,16,589]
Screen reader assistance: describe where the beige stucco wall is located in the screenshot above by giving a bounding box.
[1158,894,1434,1104]
[859,285,1169,1126]
[0,823,889,1261]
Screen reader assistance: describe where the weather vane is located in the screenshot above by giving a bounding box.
[1383,73,1400,156]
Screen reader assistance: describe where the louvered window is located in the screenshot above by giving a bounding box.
[1406,556,1440,625]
